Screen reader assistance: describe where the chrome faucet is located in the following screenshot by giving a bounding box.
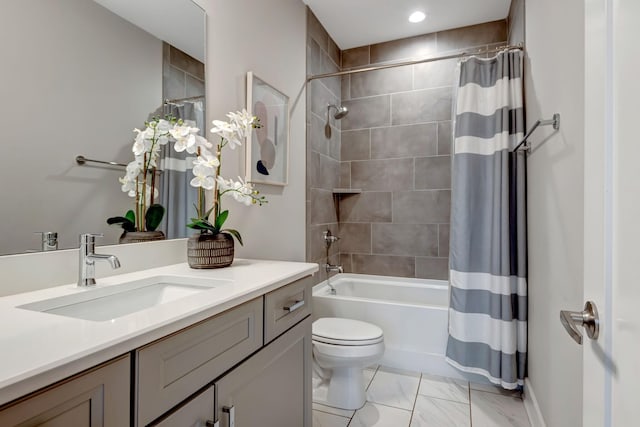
[323,230,342,295]
[324,264,343,295]
[325,264,343,274]
[34,231,58,251]
[78,233,121,287]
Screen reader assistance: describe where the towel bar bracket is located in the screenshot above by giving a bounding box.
[513,113,561,153]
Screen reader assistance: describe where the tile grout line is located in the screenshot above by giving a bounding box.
[408,372,423,427]
[313,408,352,419]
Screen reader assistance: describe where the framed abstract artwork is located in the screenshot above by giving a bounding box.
[245,72,289,186]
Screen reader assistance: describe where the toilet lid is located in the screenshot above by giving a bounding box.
[313,318,383,346]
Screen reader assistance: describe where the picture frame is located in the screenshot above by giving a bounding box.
[245,71,289,186]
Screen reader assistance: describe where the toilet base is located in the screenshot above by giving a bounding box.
[312,367,367,410]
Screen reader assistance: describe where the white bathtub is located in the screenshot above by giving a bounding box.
[313,273,465,379]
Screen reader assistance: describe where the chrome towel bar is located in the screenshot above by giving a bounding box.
[513,113,561,152]
[75,155,127,168]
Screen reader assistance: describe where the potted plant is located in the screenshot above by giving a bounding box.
[108,116,208,243]
[186,109,266,268]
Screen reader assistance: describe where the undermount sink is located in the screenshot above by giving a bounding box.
[18,276,232,322]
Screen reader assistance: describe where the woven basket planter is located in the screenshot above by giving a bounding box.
[119,231,165,244]
[187,232,234,269]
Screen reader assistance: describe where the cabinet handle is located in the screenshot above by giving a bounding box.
[222,405,235,427]
[283,300,305,313]
[205,421,219,427]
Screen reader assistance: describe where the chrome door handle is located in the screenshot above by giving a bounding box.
[283,300,305,313]
[560,301,599,345]
[222,405,235,427]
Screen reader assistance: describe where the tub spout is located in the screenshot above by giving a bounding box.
[325,263,343,274]
[325,264,342,295]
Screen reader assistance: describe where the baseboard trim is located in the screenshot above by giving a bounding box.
[524,378,547,427]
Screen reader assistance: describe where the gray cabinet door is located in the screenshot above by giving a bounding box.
[136,297,263,426]
[152,385,215,427]
[0,355,130,427]
[216,316,312,427]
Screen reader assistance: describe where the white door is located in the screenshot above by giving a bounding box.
[582,0,640,426]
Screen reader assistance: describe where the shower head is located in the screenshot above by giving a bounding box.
[328,104,349,120]
[325,104,349,139]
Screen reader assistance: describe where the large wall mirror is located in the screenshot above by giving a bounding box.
[0,0,206,255]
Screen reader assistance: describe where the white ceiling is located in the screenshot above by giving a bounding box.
[94,0,205,62]
[302,0,512,50]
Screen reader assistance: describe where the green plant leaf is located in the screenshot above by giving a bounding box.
[204,205,215,219]
[125,210,136,224]
[145,204,165,231]
[223,229,243,246]
[107,216,136,232]
[187,218,218,233]
[215,210,229,230]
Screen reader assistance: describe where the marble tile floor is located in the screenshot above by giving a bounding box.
[312,366,531,427]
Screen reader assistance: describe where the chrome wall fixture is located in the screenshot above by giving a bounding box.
[513,113,561,152]
[75,155,127,169]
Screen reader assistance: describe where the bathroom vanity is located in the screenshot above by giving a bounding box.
[0,260,317,426]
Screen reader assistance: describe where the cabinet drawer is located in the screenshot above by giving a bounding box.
[136,298,263,426]
[264,275,312,343]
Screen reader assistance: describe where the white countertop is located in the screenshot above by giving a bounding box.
[0,259,317,406]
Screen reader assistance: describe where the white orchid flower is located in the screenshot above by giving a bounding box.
[215,176,255,206]
[193,134,213,150]
[118,177,137,197]
[226,109,254,134]
[125,161,141,180]
[215,175,233,191]
[132,128,147,156]
[193,163,215,179]
[210,120,243,149]
[190,174,215,190]
[155,119,172,132]
[193,149,220,169]
[170,125,194,152]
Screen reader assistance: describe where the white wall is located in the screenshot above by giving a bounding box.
[525,0,585,425]
[193,0,307,262]
[0,0,307,296]
[0,0,162,254]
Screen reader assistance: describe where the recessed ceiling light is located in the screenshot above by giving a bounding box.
[408,11,426,23]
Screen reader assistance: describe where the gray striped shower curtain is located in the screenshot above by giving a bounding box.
[445,50,527,389]
[160,101,204,239]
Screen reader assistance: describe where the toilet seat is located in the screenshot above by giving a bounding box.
[312,317,383,346]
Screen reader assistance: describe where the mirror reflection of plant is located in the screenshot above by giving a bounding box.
[187,109,267,245]
[109,115,211,232]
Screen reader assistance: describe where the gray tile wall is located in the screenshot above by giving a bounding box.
[337,20,507,280]
[163,43,205,102]
[305,14,507,281]
[306,10,342,284]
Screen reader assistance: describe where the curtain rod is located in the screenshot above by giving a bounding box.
[164,95,205,104]
[307,44,524,82]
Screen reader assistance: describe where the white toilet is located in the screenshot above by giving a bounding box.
[312,317,385,410]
